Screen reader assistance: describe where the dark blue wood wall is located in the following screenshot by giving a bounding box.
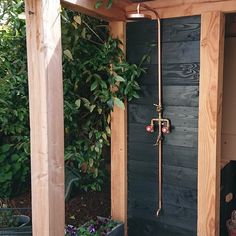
[126,16,200,236]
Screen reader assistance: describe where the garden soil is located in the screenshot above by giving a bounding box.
[9,189,111,227]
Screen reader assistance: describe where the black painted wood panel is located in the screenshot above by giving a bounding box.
[129,104,199,128]
[132,85,199,107]
[140,63,200,86]
[127,16,200,44]
[129,204,197,233]
[129,123,198,148]
[128,143,198,169]
[128,218,196,236]
[127,15,200,235]
[128,183,197,210]
[127,41,200,65]
[128,162,197,189]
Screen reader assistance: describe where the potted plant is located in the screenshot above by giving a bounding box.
[0,200,31,236]
[65,217,124,236]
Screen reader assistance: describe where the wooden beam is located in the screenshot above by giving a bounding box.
[61,0,129,21]
[198,11,225,236]
[110,21,128,236]
[25,0,64,235]
[126,0,236,19]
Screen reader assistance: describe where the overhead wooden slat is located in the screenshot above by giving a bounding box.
[61,0,129,21]
[126,0,236,19]
[25,0,65,235]
[198,11,225,236]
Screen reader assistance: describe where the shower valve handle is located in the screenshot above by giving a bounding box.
[146,125,154,133]
[146,118,171,134]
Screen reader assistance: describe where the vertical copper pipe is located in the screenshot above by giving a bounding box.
[139,3,163,217]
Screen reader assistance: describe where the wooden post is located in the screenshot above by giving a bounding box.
[25,0,64,235]
[110,21,128,235]
[198,11,225,236]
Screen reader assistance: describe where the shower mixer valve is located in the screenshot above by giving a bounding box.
[146,104,171,138]
[146,118,171,134]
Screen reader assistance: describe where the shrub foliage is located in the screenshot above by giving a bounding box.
[0,1,143,197]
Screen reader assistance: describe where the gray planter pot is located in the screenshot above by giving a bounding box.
[0,215,32,236]
[106,222,124,236]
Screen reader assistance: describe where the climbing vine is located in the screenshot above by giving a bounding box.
[0,1,144,197]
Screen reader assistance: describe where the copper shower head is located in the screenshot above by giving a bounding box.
[126,3,152,21]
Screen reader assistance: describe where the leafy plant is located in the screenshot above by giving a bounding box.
[65,217,120,236]
[95,0,113,9]
[0,0,30,198]
[0,1,145,197]
[61,11,143,191]
[0,199,19,228]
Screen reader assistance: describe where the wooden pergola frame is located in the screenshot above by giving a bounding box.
[24,0,236,235]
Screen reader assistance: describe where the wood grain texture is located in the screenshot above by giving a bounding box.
[198,11,225,236]
[109,21,127,235]
[129,104,199,128]
[128,183,197,210]
[128,143,198,169]
[25,0,64,235]
[128,218,196,236]
[127,41,200,64]
[129,203,197,233]
[127,16,200,45]
[126,0,236,19]
[128,163,197,189]
[138,63,200,86]
[131,85,199,107]
[129,123,198,148]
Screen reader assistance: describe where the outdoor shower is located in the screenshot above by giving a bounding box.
[127,3,171,217]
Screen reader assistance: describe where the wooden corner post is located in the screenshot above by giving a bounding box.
[25,0,65,235]
[110,22,128,235]
[198,11,225,236]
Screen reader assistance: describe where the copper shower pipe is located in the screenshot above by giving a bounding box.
[134,3,163,217]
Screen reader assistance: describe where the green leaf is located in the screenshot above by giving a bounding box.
[73,15,81,25]
[75,99,81,108]
[63,49,73,60]
[89,105,96,113]
[1,144,10,153]
[102,133,108,141]
[106,126,111,135]
[114,97,125,110]
[97,108,102,114]
[94,0,103,9]
[81,97,90,105]
[81,28,86,38]
[114,75,125,82]
[106,0,113,9]
[95,146,100,153]
[69,215,76,220]
[89,158,94,167]
[90,81,98,91]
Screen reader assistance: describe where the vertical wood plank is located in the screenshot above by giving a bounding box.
[198,11,225,236]
[25,0,64,235]
[110,21,128,235]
